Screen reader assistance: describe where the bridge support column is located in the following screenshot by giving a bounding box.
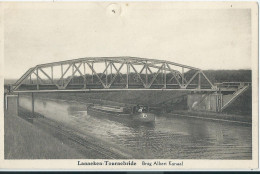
[126,63,129,88]
[17,93,19,115]
[216,94,223,112]
[5,94,18,115]
[198,73,201,89]
[31,93,35,117]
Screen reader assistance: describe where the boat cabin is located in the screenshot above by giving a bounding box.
[132,105,149,114]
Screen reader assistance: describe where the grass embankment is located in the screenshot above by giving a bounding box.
[4,111,85,159]
[223,87,252,116]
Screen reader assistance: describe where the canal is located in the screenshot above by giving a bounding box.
[18,95,252,159]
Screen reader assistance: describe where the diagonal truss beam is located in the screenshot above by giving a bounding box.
[107,62,125,88]
[111,62,126,82]
[147,64,164,88]
[38,68,61,89]
[58,63,73,83]
[13,67,37,90]
[139,64,146,74]
[73,63,87,88]
[139,62,184,83]
[146,66,160,84]
[166,64,182,87]
[63,63,83,89]
[185,71,200,88]
[129,63,147,88]
[86,62,106,88]
[33,71,44,84]
[200,71,215,89]
[100,62,111,79]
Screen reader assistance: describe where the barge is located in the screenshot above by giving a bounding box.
[87,104,155,123]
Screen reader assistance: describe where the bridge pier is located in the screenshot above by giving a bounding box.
[5,94,18,115]
[31,92,35,117]
[187,93,223,112]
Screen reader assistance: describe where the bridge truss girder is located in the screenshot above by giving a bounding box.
[12,57,216,92]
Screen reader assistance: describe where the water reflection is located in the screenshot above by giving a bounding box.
[18,96,252,159]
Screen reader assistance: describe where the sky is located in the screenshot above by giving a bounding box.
[3,2,252,79]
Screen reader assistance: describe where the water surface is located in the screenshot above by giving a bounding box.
[19,96,252,159]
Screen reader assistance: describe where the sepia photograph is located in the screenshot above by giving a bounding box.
[1,1,258,170]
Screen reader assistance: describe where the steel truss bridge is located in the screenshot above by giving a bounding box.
[12,56,233,93]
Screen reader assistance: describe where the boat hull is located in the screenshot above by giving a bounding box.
[87,106,155,123]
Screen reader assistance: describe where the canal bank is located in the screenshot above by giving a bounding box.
[5,107,138,159]
[4,110,85,159]
[167,110,251,125]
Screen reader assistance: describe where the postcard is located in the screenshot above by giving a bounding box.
[0,1,258,170]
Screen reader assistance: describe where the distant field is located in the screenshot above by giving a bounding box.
[4,79,17,85]
[202,69,251,83]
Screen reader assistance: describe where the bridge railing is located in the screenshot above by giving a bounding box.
[215,82,251,88]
